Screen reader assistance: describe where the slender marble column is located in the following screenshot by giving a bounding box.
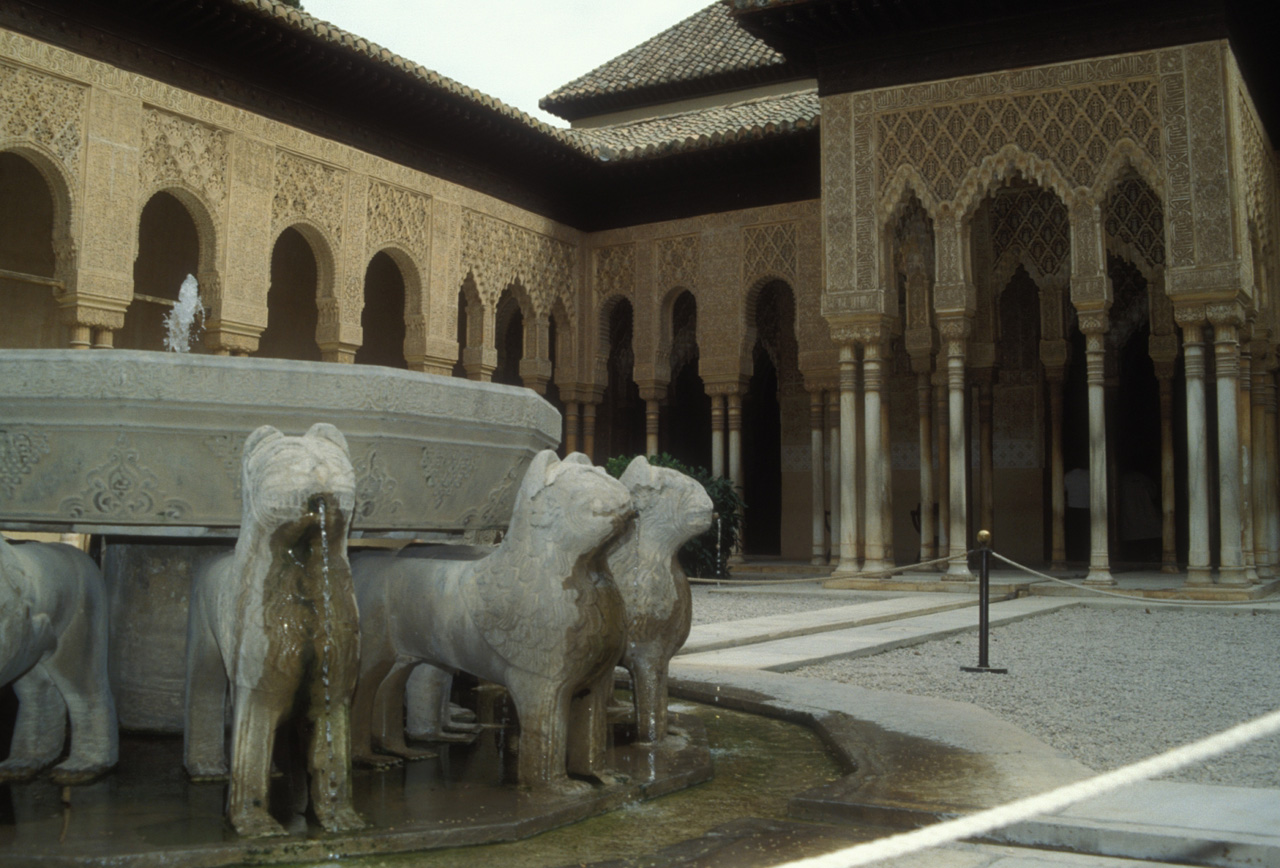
[1081,320,1113,586]
[1155,370,1179,573]
[582,402,598,463]
[644,400,660,457]
[827,390,841,564]
[1046,368,1067,570]
[810,391,827,565]
[1239,343,1257,582]
[916,370,935,562]
[838,344,860,573]
[934,374,950,568]
[1253,355,1276,578]
[862,341,886,574]
[1211,311,1246,585]
[977,377,994,535]
[1266,365,1280,577]
[92,327,115,349]
[1180,320,1212,585]
[727,392,743,495]
[941,324,971,579]
[881,385,894,567]
[710,395,726,478]
[564,401,581,454]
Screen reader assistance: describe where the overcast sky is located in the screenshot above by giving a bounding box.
[300,1,714,126]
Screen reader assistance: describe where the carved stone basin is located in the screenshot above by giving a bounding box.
[0,349,560,536]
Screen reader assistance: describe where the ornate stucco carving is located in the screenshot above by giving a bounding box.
[743,222,798,287]
[871,57,1161,204]
[0,60,86,183]
[272,150,348,246]
[460,209,577,328]
[655,234,699,291]
[140,108,229,216]
[366,180,429,252]
[594,242,636,299]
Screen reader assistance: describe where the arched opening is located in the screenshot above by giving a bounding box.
[1108,256,1163,566]
[743,280,800,556]
[493,288,523,387]
[546,315,562,409]
[355,250,407,369]
[972,177,1070,566]
[120,191,202,352]
[597,299,644,462]
[257,226,320,361]
[994,266,1044,557]
[663,291,710,471]
[453,286,468,378]
[0,151,60,347]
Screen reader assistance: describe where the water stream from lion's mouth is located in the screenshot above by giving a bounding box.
[317,498,337,809]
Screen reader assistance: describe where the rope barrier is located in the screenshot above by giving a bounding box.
[992,551,1278,607]
[771,705,1280,868]
[688,552,973,587]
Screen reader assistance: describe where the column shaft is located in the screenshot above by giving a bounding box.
[934,376,950,568]
[582,403,598,463]
[917,372,935,562]
[827,391,841,564]
[838,344,860,573]
[644,400,660,457]
[862,342,885,573]
[946,338,969,578]
[1254,363,1276,578]
[710,395,726,478]
[810,391,827,565]
[1157,375,1179,573]
[1182,323,1212,585]
[1214,321,1246,584]
[1083,329,1113,585]
[564,401,581,455]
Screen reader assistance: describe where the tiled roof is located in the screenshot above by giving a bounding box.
[228,0,586,150]
[575,89,819,161]
[227,0,815,164]
[540,1,796,121]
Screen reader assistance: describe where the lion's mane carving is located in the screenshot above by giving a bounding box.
[183,423,366,838]
[610,457,712,742]
[351,450,632,793]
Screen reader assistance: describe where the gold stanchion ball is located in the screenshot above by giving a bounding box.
[977,529,991,545]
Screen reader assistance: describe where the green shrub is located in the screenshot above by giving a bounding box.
[605,453,743,579]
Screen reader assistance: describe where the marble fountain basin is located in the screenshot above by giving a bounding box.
[0,349,561,536]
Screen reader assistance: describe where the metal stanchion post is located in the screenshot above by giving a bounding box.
[962,529,1007,674]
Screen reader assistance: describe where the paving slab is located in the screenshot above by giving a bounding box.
[988,781,1280,868]
[678,597,1078,671]
[681,594,990,654]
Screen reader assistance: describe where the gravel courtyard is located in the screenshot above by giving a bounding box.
[691,588,1280,789]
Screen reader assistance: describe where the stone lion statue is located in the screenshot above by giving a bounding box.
[351,450,632,793]
[0,536,117,783]
[183,423,366,838]
[610,456,713,742]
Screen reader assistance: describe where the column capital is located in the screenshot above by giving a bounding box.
[703,377,748,397]
[1075,308,1110,336]
[1206,301,1246,331]
[636,381,668,403]
[827,314,894,347]
[935,314,971,343]
[204,318,262,356]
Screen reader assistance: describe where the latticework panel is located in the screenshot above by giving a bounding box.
[875,79,1161,201]
[988,185,1071,285]
[1104,173,1165,271]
